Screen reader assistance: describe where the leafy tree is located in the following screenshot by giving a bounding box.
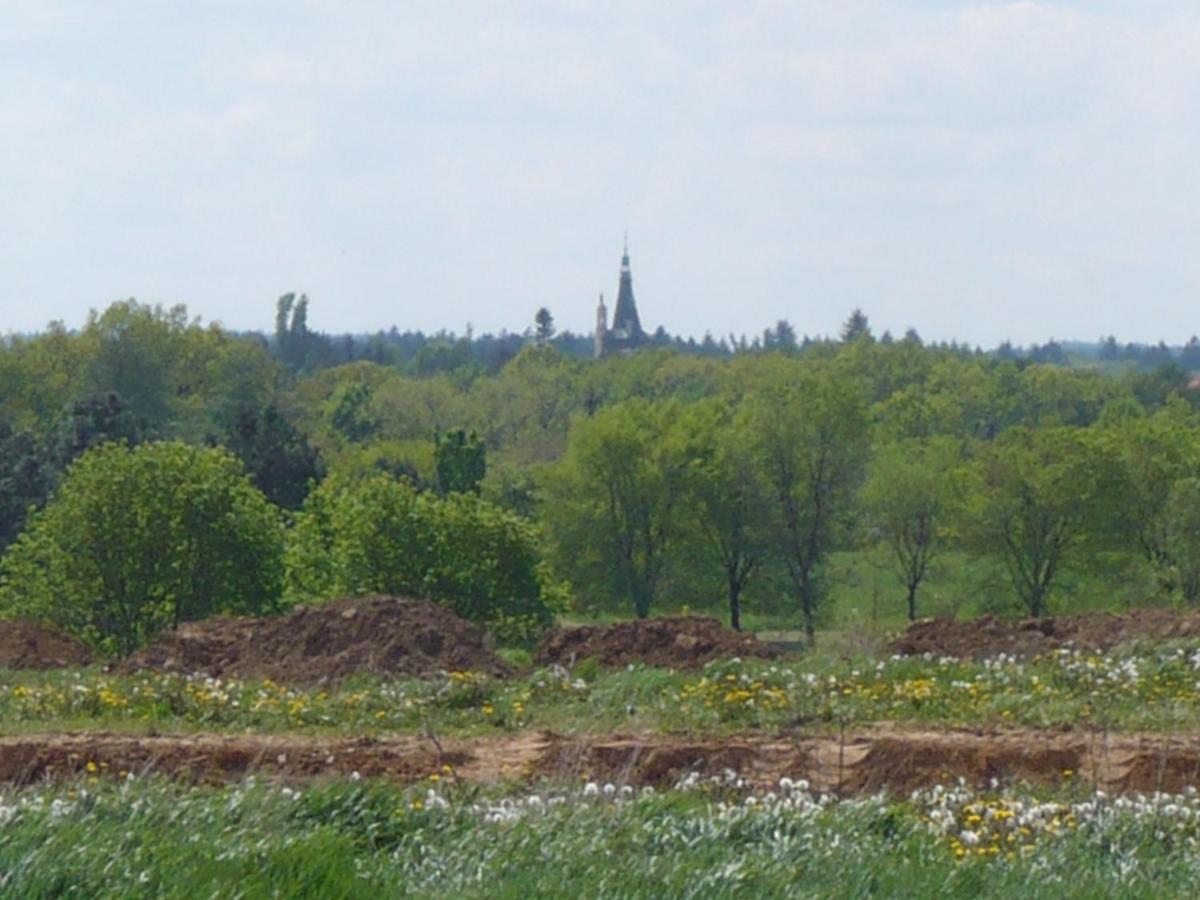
[0,421,50,552]
[746,363,869,640]
[79,302,182,429]
[861,438,959,621]
[52,392,144,470]
[0,442,284,653]
[224,404,324,510]
[1100,402,1200,573]
[1163,477,1200,604]
[962,427,1123,617]
[763,320,797,351]
[1181,336,1200,372]
[678,400,770,630]
[435,429,486,495]
[330,383,380,443]
[473,346,583,464]
[1130,362,1192,410]
[542,399,687,618]
[284,474,563,641]
[203,336,280,434]
[0,322,91,431]
[371,374,469,444]
[275,293,295,354]
[273,292,330,372]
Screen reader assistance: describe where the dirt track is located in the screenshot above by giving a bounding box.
[5,727,1200,796]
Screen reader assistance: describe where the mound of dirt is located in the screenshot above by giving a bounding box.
[0,620,93,669]
[119,596,511,683]
[535,616,778,670]
[890,608,1200,660]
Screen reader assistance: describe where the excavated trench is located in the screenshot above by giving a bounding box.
[4,727,1199,796]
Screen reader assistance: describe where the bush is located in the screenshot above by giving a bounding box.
[284,474,565,643]
[0,441,285,654]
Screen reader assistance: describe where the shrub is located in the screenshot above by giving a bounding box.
[0,441,285,654]
[284,474,565,643]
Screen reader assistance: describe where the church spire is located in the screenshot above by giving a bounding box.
[594,236,649,357]
[610,236,644,344]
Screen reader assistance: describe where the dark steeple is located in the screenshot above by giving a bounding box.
[609,233,644,343]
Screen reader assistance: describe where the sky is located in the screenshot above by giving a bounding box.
[2,1,1199,346]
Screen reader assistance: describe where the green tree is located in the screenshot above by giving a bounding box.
[0,420,50,552]
[0,442,284,654]
[542,399,687,618]
[330,383,380,443]
[678,400,770,630]
[840,308,872,343]
[1100,401,1200,573]
[52,392,144,470]
[473,346,583,464]
[963,427,1123,617]
[79,303,180,429]
[224,404,324,510]
[1163,477,1200,604]
[745,364,870,641]
[534,308,555,345]
[435,429,487,495]
[862,438,960,621]
[274,293,296,359]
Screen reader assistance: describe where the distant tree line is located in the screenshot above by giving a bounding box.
[261,296,1200,379]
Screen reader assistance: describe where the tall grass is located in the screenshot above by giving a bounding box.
[0,777,1197,898]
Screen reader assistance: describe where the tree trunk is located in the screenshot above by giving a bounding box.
[801,577,817,645]
[1028,582,1046,618]
[906,583,918,622]
[634,583,651,619]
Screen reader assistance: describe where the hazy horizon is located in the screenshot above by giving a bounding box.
[3,2,1199,346]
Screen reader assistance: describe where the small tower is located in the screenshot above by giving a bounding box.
[594,292,607,358]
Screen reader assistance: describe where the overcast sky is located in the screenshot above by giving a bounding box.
[2,1,1198,345]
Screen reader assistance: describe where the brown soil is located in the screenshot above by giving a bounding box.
[536,615,779,670]
[889,609,1200,660]
[0,620,93,670]
[4,727,1199,796]
[119,596,511,683]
